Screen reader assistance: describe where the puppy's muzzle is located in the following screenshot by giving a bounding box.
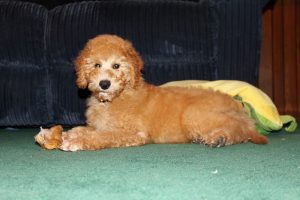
[99,80,111,90]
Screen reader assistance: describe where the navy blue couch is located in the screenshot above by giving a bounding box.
[0,0,269,126]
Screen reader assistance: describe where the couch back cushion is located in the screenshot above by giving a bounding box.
[0,1,49,126]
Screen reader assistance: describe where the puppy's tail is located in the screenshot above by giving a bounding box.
[248,130,268,144]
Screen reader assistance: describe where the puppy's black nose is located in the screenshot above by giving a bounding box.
[99,80,111,90]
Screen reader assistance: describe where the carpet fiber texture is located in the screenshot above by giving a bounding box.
[0,127,300,200]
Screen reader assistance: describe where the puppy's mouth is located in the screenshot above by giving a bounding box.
[99,90,109,94]
[97,91,112,103]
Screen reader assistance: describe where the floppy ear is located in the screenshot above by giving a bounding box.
[124,41,144,88]
[74,49,89,89]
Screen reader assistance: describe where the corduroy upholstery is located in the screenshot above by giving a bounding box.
[0,1,49,126]
[0,0,268,126]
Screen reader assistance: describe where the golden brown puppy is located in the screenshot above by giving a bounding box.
[35,34,267,151]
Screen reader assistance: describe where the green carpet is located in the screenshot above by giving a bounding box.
[1,127,300,200]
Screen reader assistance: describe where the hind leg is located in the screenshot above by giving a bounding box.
[191,127,252,147]
[185,111,268,147]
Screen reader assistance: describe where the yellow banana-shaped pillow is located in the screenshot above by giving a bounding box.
[160,80,297,134]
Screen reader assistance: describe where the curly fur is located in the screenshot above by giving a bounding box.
[35,34,267,151]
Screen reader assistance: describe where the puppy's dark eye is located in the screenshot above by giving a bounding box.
[94,63,101,68]
[112,63,120,69]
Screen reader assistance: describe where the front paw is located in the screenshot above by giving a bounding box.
[60,132,83,152]
[34,125,63,150]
